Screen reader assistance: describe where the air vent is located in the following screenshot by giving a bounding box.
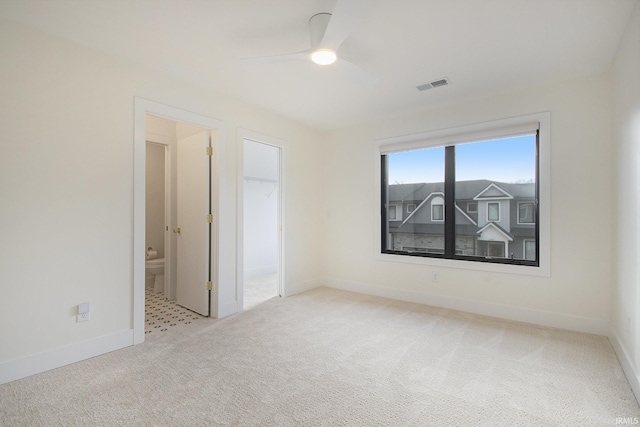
[416,77,450,91]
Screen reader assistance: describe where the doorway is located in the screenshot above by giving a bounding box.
[145,115,212,317]
[134,98,227,344]
[240,138,283,310]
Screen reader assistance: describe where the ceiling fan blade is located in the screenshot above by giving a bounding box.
[240,50,309,65]
[336,56,377,86]
[320,0,373,51]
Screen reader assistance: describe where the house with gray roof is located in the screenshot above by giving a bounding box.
[386,180,536,260]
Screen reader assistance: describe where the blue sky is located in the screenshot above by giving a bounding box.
[387,135,536,184]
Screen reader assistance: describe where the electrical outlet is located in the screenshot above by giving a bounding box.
[432,272,439,282]
[77,312,90,322]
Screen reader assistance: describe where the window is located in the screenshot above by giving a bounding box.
[388,205,398,220]
[431,197,444,221]
[518,202,535,224]
[380,120,540,267]
[487,202,500,222]
[407,204,416,213]
[524,240,536,260]
[487,242,505,258]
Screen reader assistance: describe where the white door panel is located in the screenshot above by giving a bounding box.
[176,131,210,316]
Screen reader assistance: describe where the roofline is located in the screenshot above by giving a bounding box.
[476,222,514,241]
[473,182,514,200]
[401,191,444,225]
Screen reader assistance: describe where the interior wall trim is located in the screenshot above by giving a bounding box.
[0,329,132,385]
[609,328,640,405]
[324,278,610,336]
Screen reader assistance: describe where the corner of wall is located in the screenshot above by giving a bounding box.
[609,327,640,405]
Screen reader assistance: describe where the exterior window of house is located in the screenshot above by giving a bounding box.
[487,202,500,222]
[388,205,397,220]
[524,240,536,260]
[380,121,540,267]
[487,242,505,258]
[407,204,416,213]
[518,202,535,224]
[431,197,444,221]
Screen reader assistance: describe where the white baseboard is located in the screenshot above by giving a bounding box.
[609,328,640,405]
[285,277,323,298]
[324,278,610,336]
[0,329,133,385]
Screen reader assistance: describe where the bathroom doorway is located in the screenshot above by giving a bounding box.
[134,98,229,344]
[145,114,213,319]
[240,138,283,310]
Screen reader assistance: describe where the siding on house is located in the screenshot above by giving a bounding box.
[387,180,535,259]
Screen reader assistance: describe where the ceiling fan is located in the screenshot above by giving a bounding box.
[241,0,376,84]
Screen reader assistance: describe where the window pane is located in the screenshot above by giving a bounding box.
[454,135,537,260]
[383,147,445,254]
[524,240,536,260]
[518,202,535,223]
[432,204,444,221]
[487,203,500,221]
[388,205,397,220]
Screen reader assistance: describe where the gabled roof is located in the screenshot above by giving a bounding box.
[455,205,477,226]
[389,180,534,203]
[474,183,513,200]
[401,191,443,225]
[476,222,513,241]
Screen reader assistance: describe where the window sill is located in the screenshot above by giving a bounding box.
[375,251,550,277]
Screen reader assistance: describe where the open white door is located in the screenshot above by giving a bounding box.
[176,130,211,316]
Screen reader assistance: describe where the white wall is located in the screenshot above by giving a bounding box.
[145,143,165,259]
[323,73,613,334]
[610,0,640,400]
[0,18,324,382]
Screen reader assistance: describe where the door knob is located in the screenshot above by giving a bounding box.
[173,227,181,234]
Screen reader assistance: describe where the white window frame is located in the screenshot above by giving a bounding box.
[487,202,500,222]
[467,202,477,213]
[388,204,398,220]
[518,201,535,224]
[407,203,416,213]
[431,198,444,222]
[374,112,551,277]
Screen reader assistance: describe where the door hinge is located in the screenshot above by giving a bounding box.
[206,146,213,156]
[206,214,213,223]
[206,281,213,290]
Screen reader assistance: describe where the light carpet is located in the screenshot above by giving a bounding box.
[1,287,638,426]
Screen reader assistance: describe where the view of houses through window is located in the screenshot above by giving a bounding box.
[382,134,538,265]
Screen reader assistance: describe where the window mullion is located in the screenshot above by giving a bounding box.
[381,155,389,253]
[444,146,456,257]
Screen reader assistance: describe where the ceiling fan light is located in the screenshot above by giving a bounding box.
[311,49,337,65]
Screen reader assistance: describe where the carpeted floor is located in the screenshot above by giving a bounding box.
[1,287,638,426]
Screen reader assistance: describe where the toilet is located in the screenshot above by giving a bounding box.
[145,258,165,293]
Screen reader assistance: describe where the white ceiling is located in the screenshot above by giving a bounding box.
[0,0,635,130]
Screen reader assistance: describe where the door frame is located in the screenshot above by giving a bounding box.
[237,129,285,311]
[133,98,226,344]
[144,139,172,299]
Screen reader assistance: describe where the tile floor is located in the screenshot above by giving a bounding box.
[144,272,279,333]
[144,288,203,334]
